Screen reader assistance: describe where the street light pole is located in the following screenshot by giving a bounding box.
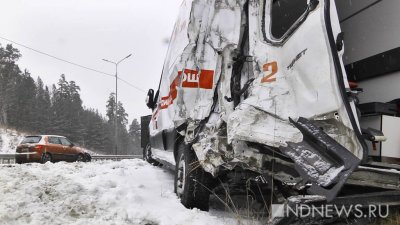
[115,63,118,155]
[102,54,132,155]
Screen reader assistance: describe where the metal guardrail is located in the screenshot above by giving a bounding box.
[91,155,142,160]
[0,153,142,164]
[0,154,16,164]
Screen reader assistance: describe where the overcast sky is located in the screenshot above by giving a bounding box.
[0,0,182,123]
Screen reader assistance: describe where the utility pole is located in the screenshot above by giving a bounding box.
[102,54,132,155]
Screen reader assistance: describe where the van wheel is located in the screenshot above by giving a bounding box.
[174,143,213,211]
[143,144,160,166]
[41,153,52,164]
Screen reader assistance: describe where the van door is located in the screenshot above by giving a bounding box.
[228,0,367,201]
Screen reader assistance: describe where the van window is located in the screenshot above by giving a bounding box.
[270,0,308,39]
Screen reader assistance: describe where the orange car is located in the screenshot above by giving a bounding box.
[15,135,91,164]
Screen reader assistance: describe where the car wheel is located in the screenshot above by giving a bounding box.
[143,144,160,166]
[76,154,85,162]
[174,142,213,211]
[41,153,52,164]
[84,153,91,162]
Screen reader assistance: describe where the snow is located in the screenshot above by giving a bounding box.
[0,159,243,225]
[152,148,176,166]
[0,127,25,153]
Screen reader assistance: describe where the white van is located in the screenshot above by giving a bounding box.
[141,0,400,213]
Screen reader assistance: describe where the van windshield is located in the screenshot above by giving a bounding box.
[21,136,42,144]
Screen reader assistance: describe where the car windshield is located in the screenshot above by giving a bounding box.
[21,136,42,144]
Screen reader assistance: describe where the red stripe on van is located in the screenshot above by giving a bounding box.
[159,69,214,109]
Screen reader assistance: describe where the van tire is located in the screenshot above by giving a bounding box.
[143,143,160,166]
[174,143,212,211]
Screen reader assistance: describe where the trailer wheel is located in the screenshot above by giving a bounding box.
[143,143,160,166]
[174,143,213,211]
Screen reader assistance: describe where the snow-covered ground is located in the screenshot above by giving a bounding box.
[0,159,256,225]
[0,127,25,153]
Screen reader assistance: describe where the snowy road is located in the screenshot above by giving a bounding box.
[0,159,252,225]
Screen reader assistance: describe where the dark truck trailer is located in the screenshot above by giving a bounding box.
[141,0,400,221]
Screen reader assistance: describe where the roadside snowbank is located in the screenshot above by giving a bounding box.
[0,159,240,225]
[0,128,25,153]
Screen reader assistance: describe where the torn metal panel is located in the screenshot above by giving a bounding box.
[192,112,267,176]
[228,104,303,147]
[151,0,247,136]
[280,117,360,201]
[173,0,246,125]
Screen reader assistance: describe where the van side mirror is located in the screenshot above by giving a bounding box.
[146,89,155,109]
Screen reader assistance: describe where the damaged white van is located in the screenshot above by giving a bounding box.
[141,0,400,214]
